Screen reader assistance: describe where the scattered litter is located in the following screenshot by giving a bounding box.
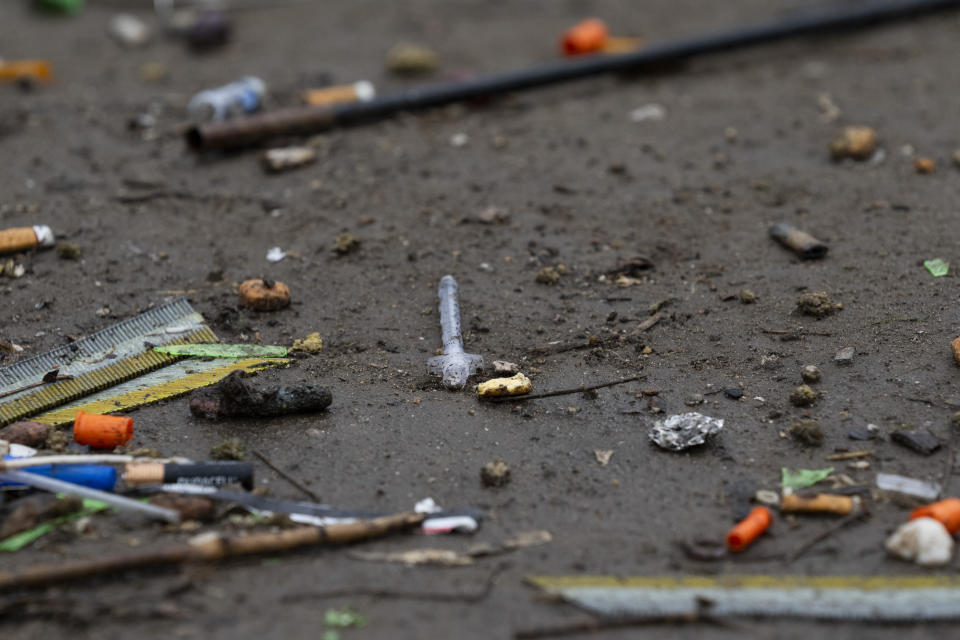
[190,371,332,419]
[262,146,317,173]
[477,373,532,398]
[290,333,323,353]
[303,81,375,106]
[109,14,151,47]
[266,247,287,262]
[801,365,822,383]
[924,258,949,277]
[914,157,936,174]
[781,492,859,515]
[386,42,438,75]
[238,279,291,311]
[796,291,837,318]
[769,222,828,260]
[834,346,855,365]
[187,77,266,122]
[891,429,941,455]
[73,411,133,449]
[526,574,960,621]
[491,360,519,375]
[155,344,288,359]
[789,385,817,408]
[876,473,940,500]
[649,412,724,451]
[782,467,834,490]
[829,125,878,161]
[594,450,613,466]
[0,225,55,255]
[427,275,484,390]
[886,517,953,566]
[480,459,510,488]
[629,103,667,123]
[727,506,771,552]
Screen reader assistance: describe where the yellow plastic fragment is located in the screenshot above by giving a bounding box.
[477,373,532,398]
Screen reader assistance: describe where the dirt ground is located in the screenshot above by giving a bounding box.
[3,1,960,638]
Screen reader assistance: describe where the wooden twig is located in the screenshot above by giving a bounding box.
[760,328,833,337]
[0,371,73,399]
[826,451,872,461]
[0,512,424,592]
[482,375,646,403]
[785,509,869,563]
[253,450,320,502]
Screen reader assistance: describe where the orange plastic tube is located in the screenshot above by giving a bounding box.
[0,60,53,84]
[73,411,133,449]
[726,506,772,552]
[561,18,609,56]
[911,498,960,535]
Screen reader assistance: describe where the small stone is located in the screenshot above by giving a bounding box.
[480,459,511,488]
[801,365,822,383]
[829,126,878,161]
[789,384,817,407]
[685,393,704,406]
[796,291,835,318]
[262,146,317,173]
[738,289,756,304]
[952,412,960,427]
[594,450,613,466]
[536,266,560,285]
[0,421,51,447]
[139,61,167,82]
[210,437,245,461]
[914,157,936,175]
[333,233,360,255]
[148,494,216,522]
[492,360,519,375]
[848,427,877,441]
[386,42,438,75]
[951,337,960,366]
[476,207,509,225]
[834,346,855,365]
[891,429,941,456]
[55,243,82,260]
[789,418,824,447]
[44,429,70,451]
[724,388,743,399]
[238,279,291,312]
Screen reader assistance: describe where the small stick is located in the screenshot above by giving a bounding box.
[253,449,320,502]
[760,328,833,337]
[482,375,645,403]
[0,372,73,399]
[785,509,869,563]
[826,451,873,461]
[0,512,424,592]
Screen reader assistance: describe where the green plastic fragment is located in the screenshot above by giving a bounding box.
[325,608,367,629]
[924,259,949,277]
[0,498,108,552]
[155,344,288,358]
[781,467,834,491]
[35,0,84,13]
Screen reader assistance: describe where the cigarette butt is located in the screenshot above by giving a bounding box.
[0,226,54,255]
[781,492,857,515]
[769,222,828,260]
[911,498,960,535]
[727,506,772,552]
[302,81,375,106]
[0,59,53,84]
[951,337,960,365]
[561,18,609,55]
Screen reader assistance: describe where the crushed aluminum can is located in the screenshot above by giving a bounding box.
[649,412,724,451]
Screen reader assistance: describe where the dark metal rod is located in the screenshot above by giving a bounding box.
[187,0,960,150]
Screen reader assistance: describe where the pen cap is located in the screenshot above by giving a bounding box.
[73,411,133,449]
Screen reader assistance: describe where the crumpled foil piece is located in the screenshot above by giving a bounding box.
[649,412,724,451]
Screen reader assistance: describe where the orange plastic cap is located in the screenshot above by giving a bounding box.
[726,506,772,552]
[911,498,960,535]
[73,411,134,449]
[561,18,609,56]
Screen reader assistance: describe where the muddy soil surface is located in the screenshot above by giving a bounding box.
[2,1,960,638]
